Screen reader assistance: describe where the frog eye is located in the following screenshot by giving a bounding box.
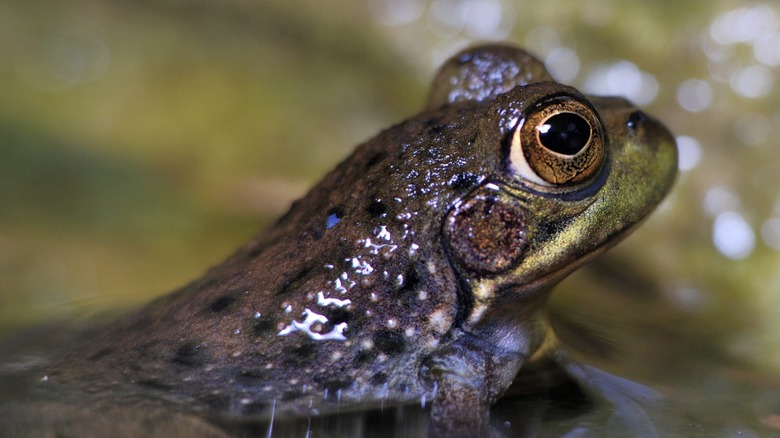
[509,98,604,186]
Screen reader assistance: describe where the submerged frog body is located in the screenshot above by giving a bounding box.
[43,45,677,434]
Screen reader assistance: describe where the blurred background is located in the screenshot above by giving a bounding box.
[1,0,779,396]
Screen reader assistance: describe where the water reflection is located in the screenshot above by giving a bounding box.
[675,136,702,172]
[582,60,658,105]
[709,4,779,46]
[730,65,774,99]
[712,211,755,260]
[760,217,780,250]
[733,113,771,146]
[704,3,780,103]
[676,79,713,113]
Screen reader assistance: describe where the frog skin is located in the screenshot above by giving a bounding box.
[46,44,677,434]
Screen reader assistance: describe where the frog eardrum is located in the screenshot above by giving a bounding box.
[443,189,528,274]
[509,91,605,186]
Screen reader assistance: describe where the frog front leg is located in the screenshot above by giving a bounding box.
[419,294,555,435]
[420,333,526,436]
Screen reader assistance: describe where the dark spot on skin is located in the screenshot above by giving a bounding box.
[366,152,384,168]
[370,372,388,386]
[373,330,406,356]
[249,316,277,337]
[130,343,155,362]
[89,347,114,361]
[398,265,420,294]
[425,117,447,136]
[240,400,272,415]
[318,307,357,339]
[468,131,479,146]
[321,306,351,326]
[366,198,388,217]
[199,393,231,411]
[136,378,175,391]
[236,368,272,381]
[353,349,376,366]
[276,265,313,296]
[537,217,571,240]
[208,295,235,313]
[286,342,318,364]
[396,265,422,306]
[172,341,206,367]
[281,390,304,402]
[449,172,479,190]
[307,227,324,241]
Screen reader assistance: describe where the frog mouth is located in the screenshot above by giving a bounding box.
[448,194,652,333]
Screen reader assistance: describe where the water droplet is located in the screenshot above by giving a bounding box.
[278,309,348,341]
[316,291,351,308]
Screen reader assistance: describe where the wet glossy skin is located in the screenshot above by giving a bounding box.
[48,45,677,433]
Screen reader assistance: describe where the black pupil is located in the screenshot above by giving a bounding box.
[538,112,591,155]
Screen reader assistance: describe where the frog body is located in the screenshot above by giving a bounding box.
[46,45,677,433]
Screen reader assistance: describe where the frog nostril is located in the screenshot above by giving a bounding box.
[627,110,647,130]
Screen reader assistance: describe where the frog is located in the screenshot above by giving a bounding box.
[33,44,677,436]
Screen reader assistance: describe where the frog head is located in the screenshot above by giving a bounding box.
[434,46,677,356]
